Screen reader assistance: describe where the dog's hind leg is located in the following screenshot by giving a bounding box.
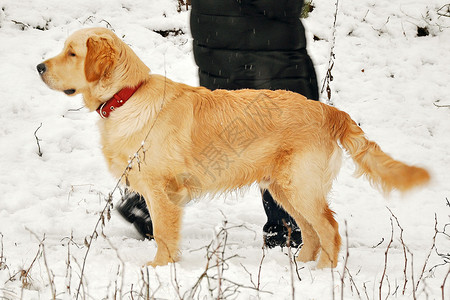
[267,182,320,262]
[294,151,341,268]
[270,149,342,268]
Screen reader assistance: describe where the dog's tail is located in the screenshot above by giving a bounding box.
[325,105,430,193]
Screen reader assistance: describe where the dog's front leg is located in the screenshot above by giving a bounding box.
[142,185,183,267]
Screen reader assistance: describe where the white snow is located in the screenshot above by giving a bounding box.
[0,0,449,299]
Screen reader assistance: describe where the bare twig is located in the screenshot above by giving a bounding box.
[258,245,267,290]
[63,106,85,117]
[34,123,43,157]
[433,100,450,108]
[185,221,270,299]
[437,4,450,18]
[320,0,340,105]
[363,281,370,300]
[385,275,391,300]
[139,267,160,300]
[177,0,191,12]
[142,268,150,300]
[386,207,409,295]
[99,19,113,29]
[170,256,183,300]
[104,236,126,299]
[0,233,6,271]
[415,214,439,291]
[41,240,56,299]
[406,246,417,300]
[6,242,40,289]
[61,231,78,296]
[282,220,295,300]
[292,247,303,282]
[346,267,361,299]
[25,228,56,299]
[379,218,394,300]
[67,106,85,112]
[241,244,266,294]
[392,282,400,297]
[11,20,29,30]
[341,220,349,300]
[75,193,113,299]
[240,263,257,289]
[372,238,385,248]
[442,267,450,300]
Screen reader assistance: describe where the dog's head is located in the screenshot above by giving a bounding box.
[37,27,149,111]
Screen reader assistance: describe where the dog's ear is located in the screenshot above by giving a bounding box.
[85,35,117,82]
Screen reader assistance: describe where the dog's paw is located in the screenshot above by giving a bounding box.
[144,255,178,268]
[144,259,168,268]
[316,255,337,269]
[296,247,318,263]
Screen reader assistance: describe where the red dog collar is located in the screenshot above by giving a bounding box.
[96,83,143,118]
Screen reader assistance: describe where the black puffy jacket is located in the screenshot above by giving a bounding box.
[190,0,319,100]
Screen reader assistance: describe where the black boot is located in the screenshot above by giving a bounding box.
[262,190,302,248]
[117,192,154,240]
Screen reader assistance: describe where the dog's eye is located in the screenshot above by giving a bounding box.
[68,51,76,57]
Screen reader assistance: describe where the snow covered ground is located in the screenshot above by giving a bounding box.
[0,0,449,299]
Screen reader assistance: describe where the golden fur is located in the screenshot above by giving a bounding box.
[38,28,430,268]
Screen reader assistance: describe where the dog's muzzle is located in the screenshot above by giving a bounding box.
[37,63,76,95]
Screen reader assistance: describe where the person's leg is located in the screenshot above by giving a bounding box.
[262,190,302,248]
[303,54,319,102]
[117,192,154,239]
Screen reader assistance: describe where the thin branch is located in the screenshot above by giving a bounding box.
[34,123,43,157]
[363,281,370,300]
[437,4,450,18]
[415,214,439,291]
[433,100,450,108]
[292,247,303,282]
[282,219,297,300]
[11,20,29,30]
[185,221,271,299]
[372,238,385,248]
[442,267,450,300]
[240,263,257,290]
[63,106,85,117]
[75,193,113,299]
[379,218,394,300]
[386,207,409,295]
[257,246,266,290]
[25,228,56,299]
[345,267,362,299]
[0,233,6,272]
[341,220,349,300]
[320,0,340,105]
[170,255,183,300]
[62,231,76,296]
[104,236,126,300]
[406,246,417,300]
[12,242,40,288]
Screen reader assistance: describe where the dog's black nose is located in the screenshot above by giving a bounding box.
[36,63,47,75]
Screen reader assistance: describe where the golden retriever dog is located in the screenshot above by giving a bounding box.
[37,27,430,268]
